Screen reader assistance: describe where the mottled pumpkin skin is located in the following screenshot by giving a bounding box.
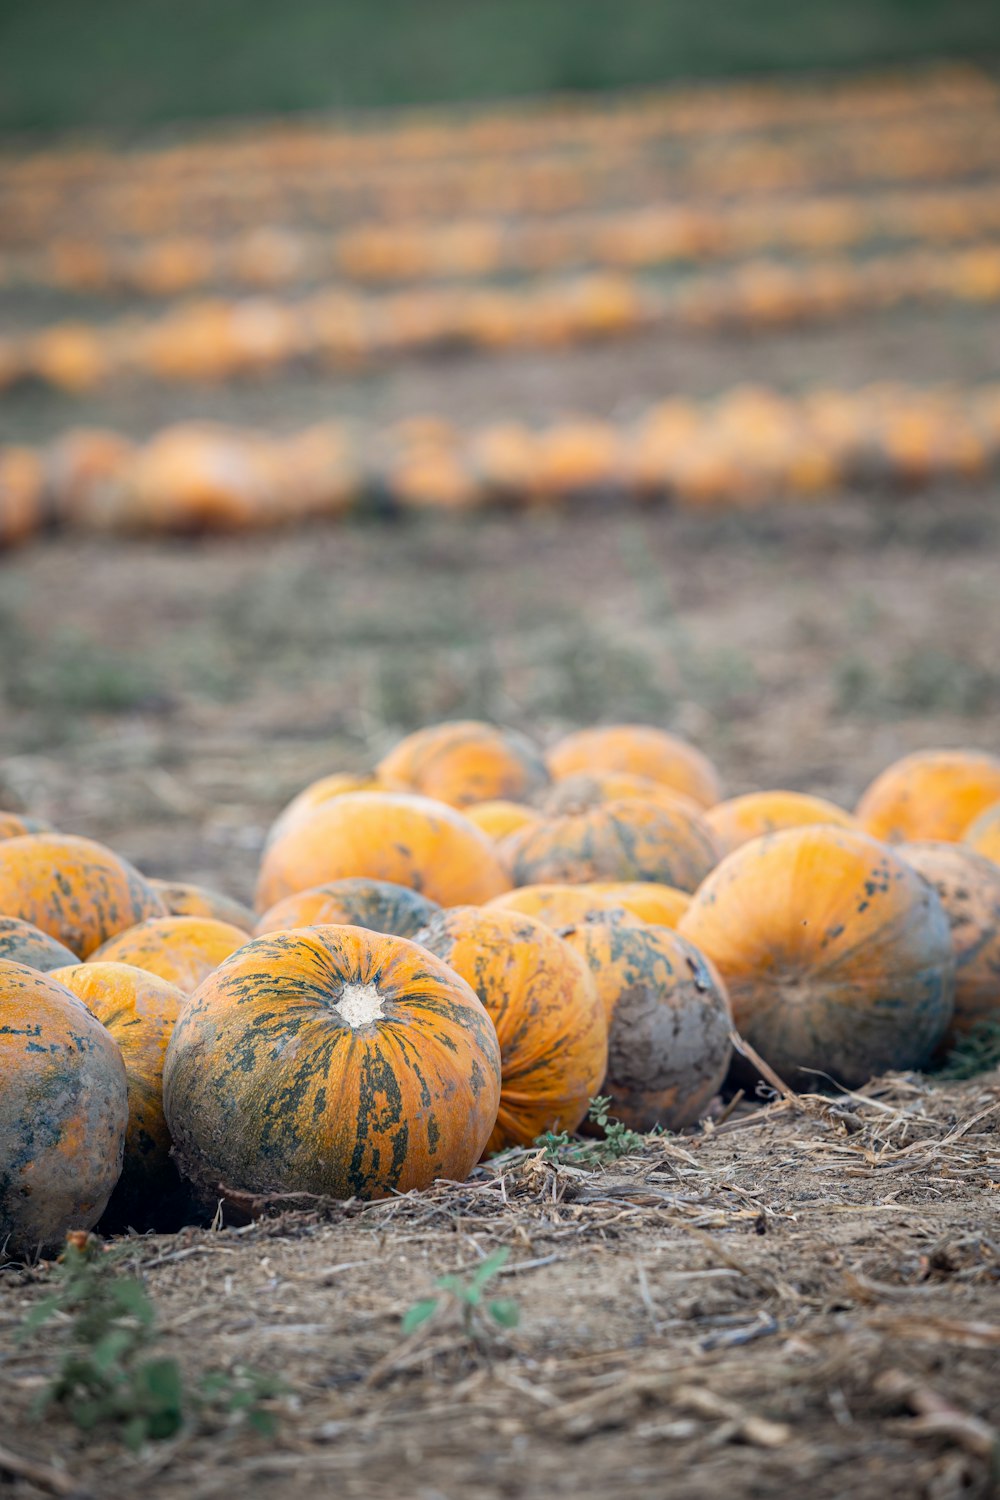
[51,962,183,1216]
[559,918,732,1132]
[546,726,722,809]
[0,834,165,958]
[162,925,502,1201]
[540,773,701,819]
[901,842,1000,1040]
[856,749,1000,844]
[0,916,78,972]
[256,792,512,912]
[499,798,719,892]
[416,907,607,1152]
[256,878,441,940]
[465,800,542,842]
[585,883,691,928]
[151,880,255,933]
[678,826,955,1088]
[376,721,549,808]
[266,772,385,851]
[0,961,128,1256]
[487,884,644,931]
[0,813,50,841]
[91,916,250,993]
[965,801,1000,866]
[706,791,857,856]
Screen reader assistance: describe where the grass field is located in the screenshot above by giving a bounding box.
[1,0,1000,133]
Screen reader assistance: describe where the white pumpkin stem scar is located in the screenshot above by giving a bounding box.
[336,983,386,1028]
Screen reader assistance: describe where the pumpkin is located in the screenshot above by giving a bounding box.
[256,877,441,939]
[45,428,134,529]
[256,791,511,912]
[499,798,718,892]
[0,447,44,549]
[465,800,542,842]
[376,721,549,807]
[678,826,955,1087]
[705,790,857,855]
[50,962,183,1221]
[856,749,1000,844]
[964,801,1000,865]
[899,842,1000,1040]
[585,882,691,927]
[0,834,165,958]
[487,883,644,930]
[0,916,78,972]
[540,772,702,818]
[150,879,255,933]
[91,916,249,992]
[162,925,501,1202]
[0,812,50,841]
[559,916,732,1131]
[266,772,385,850]
[416,906,607,1152]
[0,960,128,1256]
[546,726,722,808]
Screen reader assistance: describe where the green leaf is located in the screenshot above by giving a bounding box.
[401,1298,439,1334]
[470,1247,509,1291]
[247,1408,278,1437]
[487,1299,520,1329]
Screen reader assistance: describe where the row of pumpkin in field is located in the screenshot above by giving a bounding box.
[3,383,998,545]
[2,721,1000,1258]
[5,110,997,248]
[7,183,1000,296]
[8,245,1000,394]
[2,64,987,201]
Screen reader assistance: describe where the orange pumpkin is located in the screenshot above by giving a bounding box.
[150,879,255,933]
[0,447,44,549]
[416,906,607,1152]
[162,925,501,1201]
[51,962,183,1219]
[540,772,702,818]
[465,800,542,842]
[376,721,549,807]
[964,800,1000,865]
[266,772,385,850]
[499,798,718,891]
[0,960,128,1255]
[900,842,1000,1039]
[678,826,955,1087]
[559,916,732,1131]
[706,790,857,855]
[585,882,691,927]
[255,877,441,939]
[487,883,644,930]
[0,834,165,958]
[256,791,511,912]
[856,749,1000,844]
[0,915,78,972]
[546,726,722,808]
[91,916,249,992]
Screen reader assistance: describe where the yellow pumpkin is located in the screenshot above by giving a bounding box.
[584,882,691,927]
[91,916,249,992]
[376,721,549,807]
[546,725,721,808]
[964,800,1000,865]
[465,800,543,842]
[900,842,1000,1040]
[499,798,718,892]
[856,749,1000,843]
[705,790,857,855]
[256,791,512,911]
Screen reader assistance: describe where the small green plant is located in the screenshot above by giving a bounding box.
[21,1236,282,1449]
[535,1095,656,1165]
[402,1246,520,1340]
[932,1019,1000,1081]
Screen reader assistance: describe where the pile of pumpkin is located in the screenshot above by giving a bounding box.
[3,720,1000,1261]
[4,380,1000,546]
[7,180,1000,299]
[7,243,1000,395]
[4,105,997,253]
